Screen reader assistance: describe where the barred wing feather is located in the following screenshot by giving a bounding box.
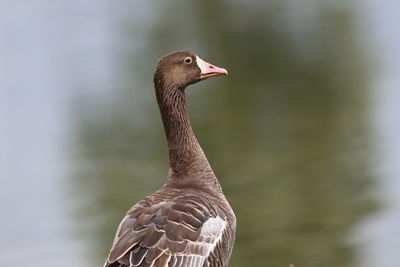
[104,196,227,267]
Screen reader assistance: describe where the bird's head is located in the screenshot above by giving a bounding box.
[154,51,228,90]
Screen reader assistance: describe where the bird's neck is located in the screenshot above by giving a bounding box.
[155,83,221,191]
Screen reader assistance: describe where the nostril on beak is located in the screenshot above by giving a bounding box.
[209,65,214,69]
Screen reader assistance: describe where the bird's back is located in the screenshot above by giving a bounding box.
[104,186,236,267]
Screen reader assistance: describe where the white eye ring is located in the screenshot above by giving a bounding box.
[184,57,192,64]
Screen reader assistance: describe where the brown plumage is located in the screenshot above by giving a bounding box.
[104,51,236,267]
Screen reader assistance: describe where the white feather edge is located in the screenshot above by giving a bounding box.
[153,216,227,267]
[200,216,227,256]
[105,215,227,267]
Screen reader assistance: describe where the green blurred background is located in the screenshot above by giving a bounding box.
[1,1,400,267]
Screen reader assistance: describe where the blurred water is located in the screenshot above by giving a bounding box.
[0,1,399,267]
[0,1,112,266]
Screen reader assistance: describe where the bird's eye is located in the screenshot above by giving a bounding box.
[184,57,192,64]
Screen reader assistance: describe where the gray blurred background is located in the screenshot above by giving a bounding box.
[1,1,399,266]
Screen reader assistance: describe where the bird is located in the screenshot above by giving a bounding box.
[103,51,236,267]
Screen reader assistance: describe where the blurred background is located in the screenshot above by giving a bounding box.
[1,0,399,266]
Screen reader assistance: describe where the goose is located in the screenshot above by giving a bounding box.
[104,51,236,267]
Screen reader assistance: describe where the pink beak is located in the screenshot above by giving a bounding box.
[196,56,228,79]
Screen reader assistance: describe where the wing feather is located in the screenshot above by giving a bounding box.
[104,193,228,267]
[130,247,148,266]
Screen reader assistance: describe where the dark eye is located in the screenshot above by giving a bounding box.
[184,57,192,64]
